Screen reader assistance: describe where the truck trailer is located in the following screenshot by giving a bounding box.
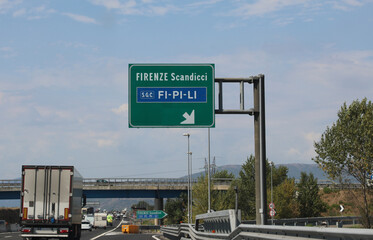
[20,165,84,240]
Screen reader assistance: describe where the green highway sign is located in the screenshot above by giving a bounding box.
[136,210,168,219]
[128,64,215,128]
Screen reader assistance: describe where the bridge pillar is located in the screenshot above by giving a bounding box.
[154,197,163,225]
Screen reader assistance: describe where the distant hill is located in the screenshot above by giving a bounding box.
[281,163,328,180]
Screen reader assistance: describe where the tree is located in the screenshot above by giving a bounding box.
[192,170,235,219]
[164,192,187,224]
[273,178,298,218]
[313,98,373,228]
[234,155,256,219]
[131,201,153,210]
[212,170,235,211]
[234,155,290,220]
[297,172,326,218]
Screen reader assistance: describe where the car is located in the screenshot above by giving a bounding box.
[96,179,113,186]
[81,220,92,231]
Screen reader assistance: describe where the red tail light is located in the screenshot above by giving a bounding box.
[59,228,69,233]
[21,228,31,233]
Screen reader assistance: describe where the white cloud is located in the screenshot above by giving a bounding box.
[0,46,16,58]
[89,0,177,16]
[187,0,222,8]
[89,0,123,9]
[62,12,97,24]
[89,0,140,15]
[149,5,173,15]
[229,0,371,18]
[292,50,373,91]
[97,139,115,147]
[12,8,25,17]
[111,104,128,115]
[23,5,56,20]
[0,0,22,14]
[304,132,321,143]
[232,0,308,17]
[332,0,365,10]
[287,148,301,156]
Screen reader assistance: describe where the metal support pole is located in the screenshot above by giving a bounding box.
[260,75,267,225]
[190,152,193,222]
[234,186,238,216]
[254,75,267,225]
[183,133,191,223]
[208,128,211,213]
[270,161,273,225]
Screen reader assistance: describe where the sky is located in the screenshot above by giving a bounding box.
[0,0,373,180]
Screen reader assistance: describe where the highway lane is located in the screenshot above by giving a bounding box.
[0,220,165,240]
[0,231,165,240]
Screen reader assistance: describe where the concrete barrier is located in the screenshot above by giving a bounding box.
[0,221,20,233]
[0,221,5,232]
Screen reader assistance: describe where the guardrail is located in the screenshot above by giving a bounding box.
[161,210,373,240]
[243,216,361,227]
[195,209,241,234]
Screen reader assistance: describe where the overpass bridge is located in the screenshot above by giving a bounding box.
[0,177,232,200]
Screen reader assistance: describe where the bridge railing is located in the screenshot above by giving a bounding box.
[0,178,233,191]
[82,178,196,187]
[0,179,21,190]
[161,210,373,240]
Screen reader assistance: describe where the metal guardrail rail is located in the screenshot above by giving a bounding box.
[161,210,373,240]
[243,216,362,226]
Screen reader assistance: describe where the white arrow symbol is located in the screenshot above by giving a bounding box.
[181,110,195,124]
[340,205,344,212]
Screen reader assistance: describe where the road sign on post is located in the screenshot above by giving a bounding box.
[136,210,168,219]
[129,64,215,128]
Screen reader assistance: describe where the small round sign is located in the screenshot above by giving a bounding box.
[269,202,275,209]
[270,209,276,217]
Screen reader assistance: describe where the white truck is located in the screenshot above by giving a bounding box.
[93,212,107,229]
[20,165,84,240]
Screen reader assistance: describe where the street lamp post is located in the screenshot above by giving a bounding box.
[269,161,274,225]
[190,151,193,222]
[183,133,191,223]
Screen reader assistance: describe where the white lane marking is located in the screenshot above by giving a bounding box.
[105,232,123,236]
[152,235,161,240]
[4,236,13,238]
[91,220,123,240]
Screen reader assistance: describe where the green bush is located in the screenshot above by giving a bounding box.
[323,187,332,194]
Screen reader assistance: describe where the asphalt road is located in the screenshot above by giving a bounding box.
[0,220,166,240]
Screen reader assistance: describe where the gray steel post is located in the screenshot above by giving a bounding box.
[183,133,191,223]
[190,152,193,221]
[254,76,267,225]
[208,128,211,213]
[254,79,261,224]
[270,161,273,225]
[260,75,267,225]
[234,186,238,216]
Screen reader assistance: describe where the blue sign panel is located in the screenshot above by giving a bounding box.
[137,214,155,219]
[137,87,207,103]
